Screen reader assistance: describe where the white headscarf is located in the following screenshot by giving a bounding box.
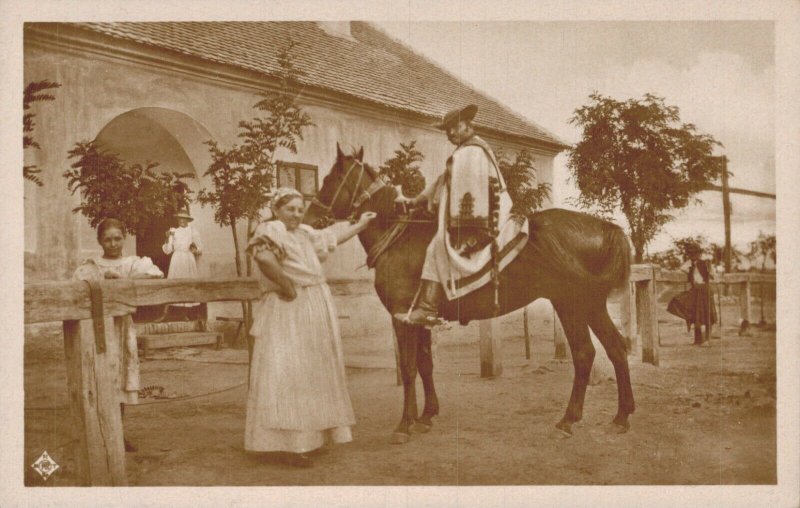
[269,187,304,214]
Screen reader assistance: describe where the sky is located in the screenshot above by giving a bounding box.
[375,21,775,253]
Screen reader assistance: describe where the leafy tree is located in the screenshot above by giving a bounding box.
[23,80,61,186]
[747,232,776,272]
[496,148,551,216]
[379,140,426,197]
[568,93,722,262]
[63,141,191,236]
[196,40,313,278]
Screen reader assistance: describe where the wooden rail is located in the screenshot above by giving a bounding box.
[25,278,261,486]
[656,270,775,326]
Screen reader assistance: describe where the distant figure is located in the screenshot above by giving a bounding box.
[667,244,717,345]
[73,218,164,452]
[163,207,202,279]
[162,207,203,319]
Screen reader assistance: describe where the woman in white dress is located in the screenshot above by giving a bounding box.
[162,208,202,279]
[73,218,164,452]
[245,187,375,468]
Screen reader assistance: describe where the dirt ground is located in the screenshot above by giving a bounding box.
[24,300,776,486]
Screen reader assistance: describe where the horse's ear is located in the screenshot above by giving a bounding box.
[356,146,364,161]
[336,142,344,162]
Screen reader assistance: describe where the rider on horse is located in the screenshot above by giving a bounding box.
[394,104,530,326]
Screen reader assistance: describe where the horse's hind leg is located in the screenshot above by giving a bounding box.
[588,302,635,432]
[553,300,595,436]
[413,326,438,432]
[391,319,419,444]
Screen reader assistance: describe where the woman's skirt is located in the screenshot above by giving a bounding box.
[245,283,355,453]
[667,284,717,327]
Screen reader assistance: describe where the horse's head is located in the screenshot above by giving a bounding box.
[304,143,387,228]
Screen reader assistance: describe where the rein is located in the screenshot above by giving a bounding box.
[308,158,387,225]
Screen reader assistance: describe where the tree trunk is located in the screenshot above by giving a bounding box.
[633,243,645,264]
[230,219,253,365]
[244,218,253,361]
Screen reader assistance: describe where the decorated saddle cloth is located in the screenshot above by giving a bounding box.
[430,136,529,300]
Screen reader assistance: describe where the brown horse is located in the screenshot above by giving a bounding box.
[304,144,635,442]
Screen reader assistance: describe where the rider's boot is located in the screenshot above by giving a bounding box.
[394,280,445,327]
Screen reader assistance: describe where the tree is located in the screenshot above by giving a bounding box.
[63,141,191,236]
[196,40,313,278]
[496,148,551,216]
[24,80,61,186]
[747,232,776,272]
[379,140,426,197]
[567,93,722,262]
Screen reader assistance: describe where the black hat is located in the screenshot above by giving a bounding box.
[435,104,478,130]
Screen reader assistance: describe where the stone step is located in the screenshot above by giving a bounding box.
[138,331,223,358]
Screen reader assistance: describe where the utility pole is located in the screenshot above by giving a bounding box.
[720,156,732,273]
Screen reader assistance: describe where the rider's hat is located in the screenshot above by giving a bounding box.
[435,104,478,130]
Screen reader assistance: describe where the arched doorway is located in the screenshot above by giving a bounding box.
[94,107,214,322]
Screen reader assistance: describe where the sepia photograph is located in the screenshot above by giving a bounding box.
[4,1,799,506]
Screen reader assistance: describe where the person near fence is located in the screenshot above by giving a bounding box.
[244,187,376,468]
[666,244,717,345]
[73,218,164,452]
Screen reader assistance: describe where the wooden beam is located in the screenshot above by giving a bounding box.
[704,184,776,199]
[25,278,262,324]
[479,319,502,377]
[63,318,127,486]
[637,266,660,366]
[630,264,656,282]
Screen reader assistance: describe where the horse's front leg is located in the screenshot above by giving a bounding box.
[391,318,418,444]
[412,325,438,433]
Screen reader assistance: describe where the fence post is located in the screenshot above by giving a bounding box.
[637,266,660,366]
[62,318,127,486]
[479,319,502,377]
[553,309,568,360]
[739,278,752,325]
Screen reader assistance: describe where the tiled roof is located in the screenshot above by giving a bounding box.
[72,21,568,149]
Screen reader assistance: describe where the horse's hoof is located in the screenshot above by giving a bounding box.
[390,432,411,444]
[552,421,573,439]
[550,427,573,440]
[411,421,432,434]
[607,419,630,434]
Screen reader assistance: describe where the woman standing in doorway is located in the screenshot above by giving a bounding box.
[73,218,164,452]
[245,187,375,468]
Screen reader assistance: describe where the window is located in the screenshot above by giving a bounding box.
[277,161,318,198]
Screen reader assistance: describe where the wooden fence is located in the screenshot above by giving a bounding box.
[23,268,774,484]
[25,278,262,486]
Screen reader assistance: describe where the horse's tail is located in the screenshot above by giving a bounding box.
[599,224,632,290]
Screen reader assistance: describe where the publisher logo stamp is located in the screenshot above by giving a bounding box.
[31,451,60,480]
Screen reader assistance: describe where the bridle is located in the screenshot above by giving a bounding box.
[307,157,387,227]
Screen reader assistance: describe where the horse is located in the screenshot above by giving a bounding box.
[304,144,635,443]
